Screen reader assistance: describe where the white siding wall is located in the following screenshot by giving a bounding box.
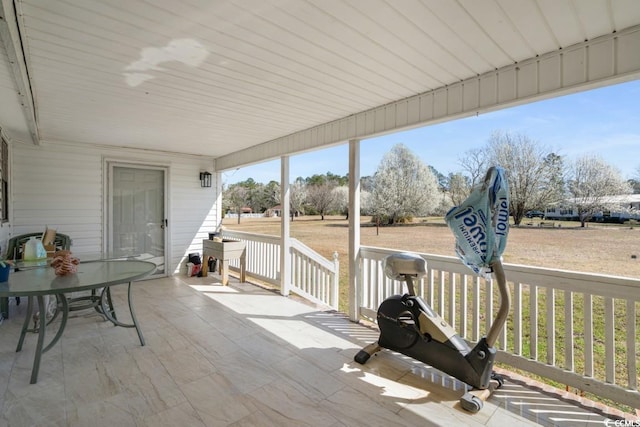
[7,141,217,275]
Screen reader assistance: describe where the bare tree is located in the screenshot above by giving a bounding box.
[307,180,337,220]
[568,155,631,227]
[458,148,488,187]
[486,131,561,225]
[226,185,249,224]
[447,172,470,206]
[370,144,439,224]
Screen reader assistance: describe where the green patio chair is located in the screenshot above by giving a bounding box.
[0,232,72,319]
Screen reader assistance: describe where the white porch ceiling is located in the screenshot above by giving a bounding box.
[1,0,640,168]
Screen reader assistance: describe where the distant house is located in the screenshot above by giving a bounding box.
[266,205,282,217]
[225,206,252,215]
[266,205,302,218]
[545,194,640,222]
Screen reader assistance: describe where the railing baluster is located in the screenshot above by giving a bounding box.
[461,275,468,339]
[312,259,317,296]
[302,256,308,293]
[514,282,522,355]
[374,259,380,307]
[627,300,637,390]
[291,252,300,290]
[301,254,306,292]
[448,272,456,328]
[473,276,480,342]
[364,260,370,309]
[439,271,445,318]
[486,278,493,338]
[308,257,313,293]
[427,268,435,308]
[604,297,615,384]
[546,288,555,366]
[564,290,574,372]
[308,258,314,295]
[530,285,538,361]
[332,253,339,309]
[500,282,508,351]
[319,267,324,301]
[273,243,279,277]
[265,242,270,277]
[293,252,299,290]
[264,242,268,277]
[584,293,594,377]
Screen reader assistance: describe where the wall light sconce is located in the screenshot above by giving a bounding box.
[199,171,212,188]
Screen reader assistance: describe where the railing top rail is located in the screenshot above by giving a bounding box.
[360,245,640,299]
[503,263,640,299]
[222,230,280,245]
[360,246,478,275]
[290,238,336,270]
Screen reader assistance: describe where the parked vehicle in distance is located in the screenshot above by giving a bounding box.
[525,210,545,219]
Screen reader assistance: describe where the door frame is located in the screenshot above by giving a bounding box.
[103,158,170,278]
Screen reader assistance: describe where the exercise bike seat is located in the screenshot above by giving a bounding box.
[383,253,427,281]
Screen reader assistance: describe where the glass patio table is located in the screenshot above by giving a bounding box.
[0,259,155,383]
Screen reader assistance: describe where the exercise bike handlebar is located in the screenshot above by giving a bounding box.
[484,259,510,348]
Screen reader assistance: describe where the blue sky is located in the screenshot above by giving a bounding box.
[222,80,640,186]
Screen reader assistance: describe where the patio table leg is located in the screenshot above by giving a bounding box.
[16,296,34,352]
[99,283,145,346]
[30,296,47,383]
[16,294,70,384]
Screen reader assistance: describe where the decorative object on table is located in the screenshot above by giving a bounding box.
[23,236,47,260]
[41,227,58,257]
[51,250,80,276]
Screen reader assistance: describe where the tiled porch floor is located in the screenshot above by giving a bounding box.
[0,274,626,426]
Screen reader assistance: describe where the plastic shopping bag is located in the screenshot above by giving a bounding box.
[445,166,509,279]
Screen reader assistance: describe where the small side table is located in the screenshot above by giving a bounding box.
[202,239,246,285]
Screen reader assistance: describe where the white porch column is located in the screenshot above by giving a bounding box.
[215,172,223,230]
[348,139,361,322]
[280,156,291,297]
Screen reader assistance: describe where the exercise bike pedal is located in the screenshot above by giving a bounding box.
[491,372,505,388]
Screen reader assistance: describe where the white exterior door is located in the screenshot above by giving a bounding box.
[108,164,167,276]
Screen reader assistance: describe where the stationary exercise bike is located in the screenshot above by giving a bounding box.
[354,166,510,413]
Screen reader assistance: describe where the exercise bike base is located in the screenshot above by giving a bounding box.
[354,338,504,413]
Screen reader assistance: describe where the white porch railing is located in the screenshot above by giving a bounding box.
[359,245,640,410]
[220,230,339,310]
